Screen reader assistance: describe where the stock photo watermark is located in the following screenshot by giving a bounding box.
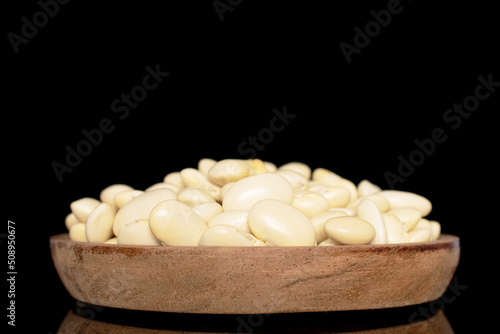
[237,105,297,159]
[409,276,467,323]
[6,220,17,327]
[384,72,498,189]
[339,0,410,64]
[7,0,71,54]
[213,0,244,22]
[51,63,169,183]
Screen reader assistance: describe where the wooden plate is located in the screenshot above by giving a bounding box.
[50,233,460,314]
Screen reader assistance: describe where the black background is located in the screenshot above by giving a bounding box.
[4,0,499,333]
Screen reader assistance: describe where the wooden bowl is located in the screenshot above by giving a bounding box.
[50,233,460,314]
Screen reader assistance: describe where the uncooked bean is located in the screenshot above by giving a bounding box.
[117,220,161,246]
[347,194,390,212]
[220,182,235,202]
[207,159,250,186]
[113,188,177,236]
[223,173,294,211]
[69,223,87,242]
[275,169,309,191]
[248,199,316,246]
[318,238,342,246]
[191,201,222,222]
[149,200,207,246]
[335,178,359,203]
[408,228,431,243]
[429,221,441,241]
[324,216,376,245]
[379,190,432,217]
[198,158,217,175]
[263,161,277,172]
[310,210,347,243]
[328,207,356,216]
[104,237,118,244]
[64,158,443,247]
[207,210,251,234]
[387,207,422,232]
[311,168,358,203]
[114,190,144,209]
[312,168,342,185]
[85,203,115,243]
[163,171,185,188]
[145,182,181,193]
[278,161,311,179]
[309,185,351,208]
[247,159,267,175]
[292,190,329,218]
[65,212,81,231]
[177,187,215,206]
[100,184,133,211]
[357,198,387,244]
[357,179,381,197]
[199,225,265,246]
[70,197,100,222]
[382,213,410,244]
[180,168,221,201]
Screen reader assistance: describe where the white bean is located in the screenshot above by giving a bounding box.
[85,203,115,243]
[180,168,221,201]
[100,184,133,211]
[177,187,215,206]
[191,201,222,222]
[278,161,311,179]
[104,237,118,244]
[117,220,161,246]
[309,185,350,208]
[163,171,185,188]
[207,210,251,234]
[223,173,294,211]
[357,179,381,197]
[292,190,329,218]
[70,197,100,222]
[199,225,265,246]
[429,221,441,241]
[379,190,432,217]
[275,169,309,191]
[347,194,390,212]
[198,158,217,175]
[145,182,181,193]
[382,213,410,244]
[310,210,347,243]
[357,198,388,244]
[149,200,207,246]
[65,212,81,231]
[263,161,277,172]
[311,168,358,202]
[318,238,342,246]
[114,190,144,209]
[324,216,376,245]
[69,223,87,242]
[207,159,250,186]
[408,228,432,243]
[248,199,316,246]
[387,207,422,232]
[113,189,177,236]
[312,168,342,185]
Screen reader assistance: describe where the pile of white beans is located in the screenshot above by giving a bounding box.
[65,158,441,247]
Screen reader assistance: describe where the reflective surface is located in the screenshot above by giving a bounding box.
[57,302,454,333]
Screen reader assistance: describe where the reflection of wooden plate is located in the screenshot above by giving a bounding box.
[57,306,455,333]
[50,233,460,314]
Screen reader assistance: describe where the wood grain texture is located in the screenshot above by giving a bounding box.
[50,233,460,314]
